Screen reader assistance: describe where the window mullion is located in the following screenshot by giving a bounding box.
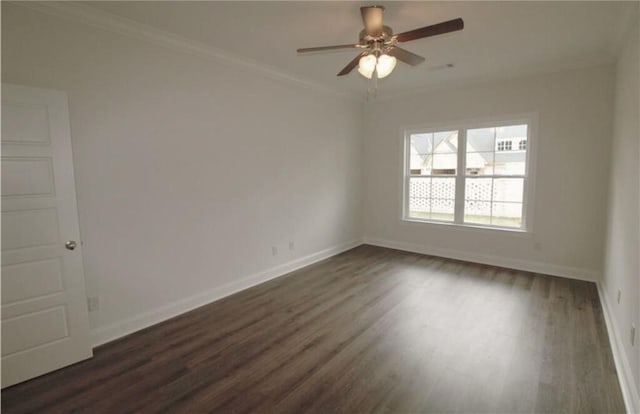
[454,128,466,223]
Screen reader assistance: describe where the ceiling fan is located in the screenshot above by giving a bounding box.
[297,5,464,80]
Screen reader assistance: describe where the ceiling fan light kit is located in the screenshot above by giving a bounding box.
[357,53,396,79]
[297,5,464,94]
[375,54,397,78]
[357,54,377,78]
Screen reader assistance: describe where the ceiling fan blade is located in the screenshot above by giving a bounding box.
[297,44,362,53]
[386,47,425,66]
[360,6,385,36]
[338,51,367,76]
[395,18,464,43]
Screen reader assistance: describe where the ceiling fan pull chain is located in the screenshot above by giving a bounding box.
[365,70,380,99]
[365,78,373,100]
[373,69,379,97]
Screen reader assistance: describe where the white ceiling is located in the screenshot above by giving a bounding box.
[84,1,631,97]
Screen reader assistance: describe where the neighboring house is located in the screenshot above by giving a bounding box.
[410,127,527,176]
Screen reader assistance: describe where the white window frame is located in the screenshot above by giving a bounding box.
[401,114,537,233]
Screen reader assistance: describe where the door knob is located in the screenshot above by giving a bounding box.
[65,240,77,250]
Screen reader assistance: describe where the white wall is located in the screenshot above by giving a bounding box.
[1,3,363,343]
[602,6,640,407]
[363,65,614,279]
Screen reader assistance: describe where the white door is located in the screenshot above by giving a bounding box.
[1,84,92,388]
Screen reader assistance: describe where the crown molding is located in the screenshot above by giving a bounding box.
[11,1,362,102]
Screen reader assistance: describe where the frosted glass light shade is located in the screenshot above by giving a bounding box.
[357,53,397,79]
[357,54,377,79]
[376,54,397,79]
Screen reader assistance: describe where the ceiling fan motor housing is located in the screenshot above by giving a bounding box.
[360,5,386,37]
[359,26,394,43]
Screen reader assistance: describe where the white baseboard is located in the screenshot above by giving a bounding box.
[363,236,600,282]
[597,282,640,414]
[90,239,363,347]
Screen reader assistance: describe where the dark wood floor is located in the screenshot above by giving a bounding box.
[2,245,625,413]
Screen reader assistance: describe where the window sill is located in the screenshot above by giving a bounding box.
[401,217,532,237]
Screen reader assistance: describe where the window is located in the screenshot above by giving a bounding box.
[404,120,532,230]
[496,139,512,151]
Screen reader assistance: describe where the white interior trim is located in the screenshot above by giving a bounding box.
[90,239,363,347]
[363,236,600,282]
[11,1,359,102]
[597,282,640,414]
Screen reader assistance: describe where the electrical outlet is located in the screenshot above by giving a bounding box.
[289,241,295,251]
[87,296,100,312]
[617,289,622,304]
[631,324,636,346]
[272,246,278,256]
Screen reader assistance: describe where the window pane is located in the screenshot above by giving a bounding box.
[409,177,431,199]
[464,200,491,224]
[466,151,494,175]
[408,164,455,221]
[409,196,430,213]
[410,132,459,176]
[491,202,523,228]
[465,177,492,201]
[464,178,524,228]
[493,178,524,202]
[467,127,495,152]
[408,177,430,218]
[432,177,455,199]
[410,153,428,173]
[410,133,433,154]
[407,131,456,223]
[431,153,457,175]
[496,124,527,141]
[431,198,455,222]
[494,151,526,175]
[433,131,458,154]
